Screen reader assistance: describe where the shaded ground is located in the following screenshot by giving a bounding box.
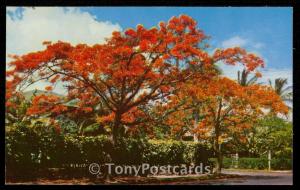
[6,169,292,185]
[6,174,241,185]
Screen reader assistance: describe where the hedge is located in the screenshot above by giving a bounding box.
[144,140,212,166]
[5,126,212,179]
[210,157,292,170]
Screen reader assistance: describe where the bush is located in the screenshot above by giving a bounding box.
[271,158,292,170]
[144,140,185,165]
[144,140,212,166]
[6,125,41,180]
[209,157,292,170]
[222,157,232,169]
[6,127,212,179]
[112,136,148,165]
[238,158,268,169]
[6,123,291,181]
[63,135,112,165]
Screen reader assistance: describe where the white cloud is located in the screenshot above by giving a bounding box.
[6,7,121,56]
[221,36,265,51]
[216,63,243,81]
[253,42,265,49]
[221,36,248,48]
[6,7,122,94]
[221,36,270,69]
[258,68,293,86]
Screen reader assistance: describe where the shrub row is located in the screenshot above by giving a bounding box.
[5,126,212,179]
[145,139,212,165]
[210,157,292,170]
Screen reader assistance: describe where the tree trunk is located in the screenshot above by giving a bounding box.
[193,109,199,142]
[111,112,122,146]
[105,112,122,180]
[214,98,223,175]
[215,147,223,174]
[214,124,222,175]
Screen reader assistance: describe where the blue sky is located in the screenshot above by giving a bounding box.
[81,7,292,70]
[6,7,293,92]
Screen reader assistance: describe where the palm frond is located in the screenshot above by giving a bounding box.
[274,78,288,95]
[247,75,259,86]
[281,86,293,94]
[269,78,291,99]
[237,69,258,86]
[268,79,272,87]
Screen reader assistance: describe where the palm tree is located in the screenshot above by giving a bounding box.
[237,69,259,86]
[268,78,293,103]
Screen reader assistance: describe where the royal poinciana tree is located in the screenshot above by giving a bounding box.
[195,78,288,173]
[7,15,213,144]
[155,76,288,173]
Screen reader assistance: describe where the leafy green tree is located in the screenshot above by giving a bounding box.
[255,116,292,158]
[227,116,292,158]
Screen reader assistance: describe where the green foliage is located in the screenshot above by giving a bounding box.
[56,115,78,134]
[82,123,99,133]
[5,124,63,179]
[254,116,293,159]
[144,140,186,165]
[113,137,148,165]
[221,157,233,169]
[5,94,31,125]
[237,158,268,169]
[144,140,212,166]
[81,123,108,136]
[6,126,212,179]
[210,157,292,170]
[152,125,171,139]
[6,115,291,180]
[226,115,293,158]
[63,135,111,165]
[270,157,292,170]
